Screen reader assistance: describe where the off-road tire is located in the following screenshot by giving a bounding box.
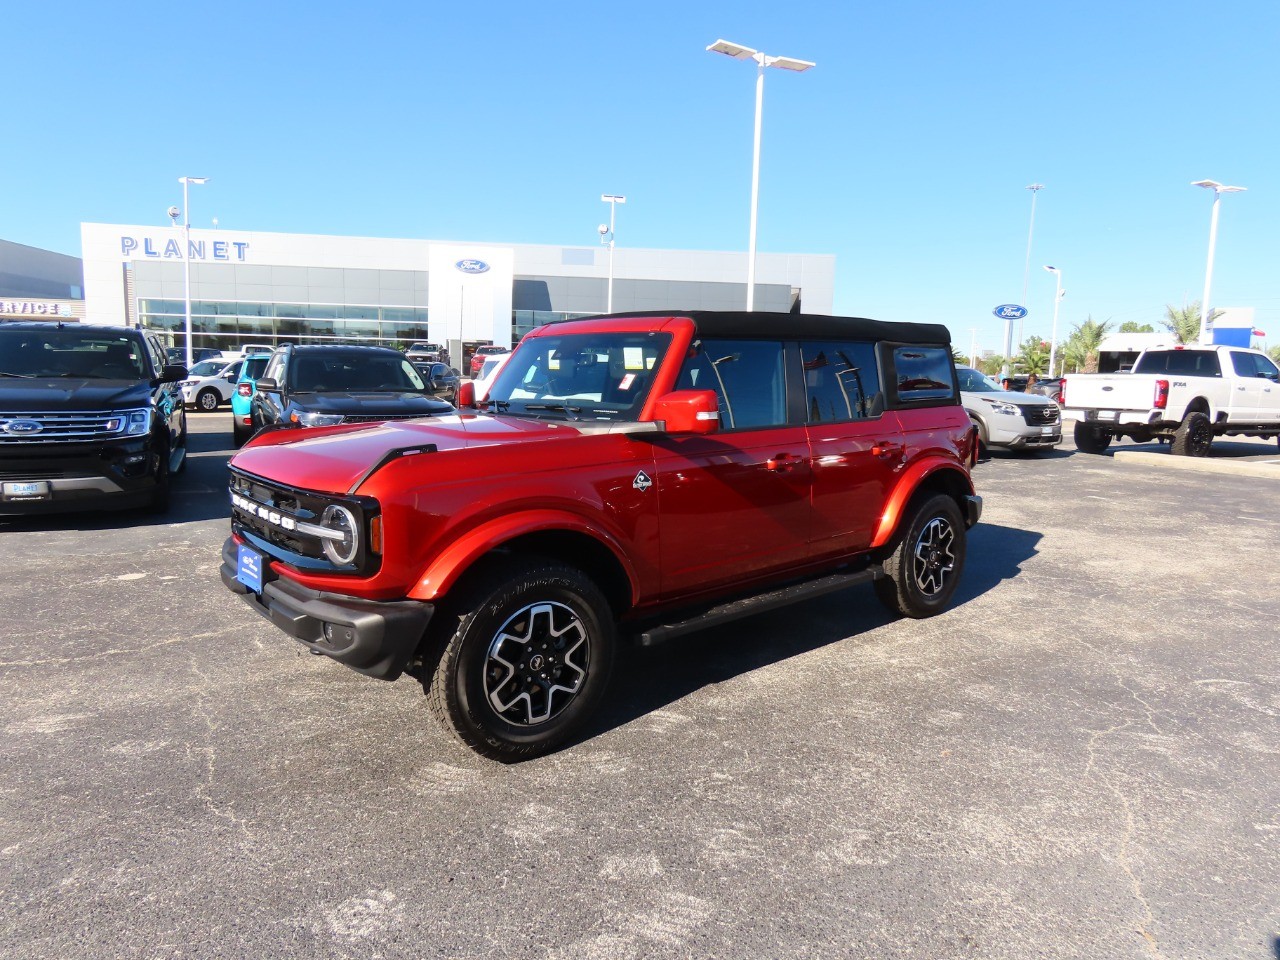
[1073,421,1113,454]
[423,558,615,762]
[1170,411,1213,457]
[195,388,221,412]
[874,493,966,619]
[971,418,989,460]
[147,441,171,514]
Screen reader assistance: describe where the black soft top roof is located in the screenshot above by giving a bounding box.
[558,310,951,345]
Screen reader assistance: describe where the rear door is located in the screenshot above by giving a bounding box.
[651,337,812,599]
[801,340,904,558]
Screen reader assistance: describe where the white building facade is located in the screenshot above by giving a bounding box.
[81,223,835,355]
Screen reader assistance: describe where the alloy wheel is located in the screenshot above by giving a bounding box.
[912,517,956,597]
[484,602,590,726]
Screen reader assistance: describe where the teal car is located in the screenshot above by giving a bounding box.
[231,352,273,447]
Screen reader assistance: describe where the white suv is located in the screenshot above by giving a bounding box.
[181,356,244,412]
[957,366,1061,452]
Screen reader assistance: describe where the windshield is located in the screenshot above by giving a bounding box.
[956,367,1001,392]
[484,331,671,420]
[288,353,426,392]
[188,359,226,378]
[0,328,149,380]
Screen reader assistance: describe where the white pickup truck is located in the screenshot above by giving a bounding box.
[1061,345,1280,456]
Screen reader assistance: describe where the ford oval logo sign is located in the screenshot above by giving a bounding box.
[993,304,1028,320]
[3,419,43,436]
[455,259,490,275]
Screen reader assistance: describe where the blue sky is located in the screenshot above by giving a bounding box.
[3,0,1277,354]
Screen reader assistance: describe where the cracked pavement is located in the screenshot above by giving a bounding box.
[0,419,1277,959]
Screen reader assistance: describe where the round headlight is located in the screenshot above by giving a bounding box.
[320,504,359,565]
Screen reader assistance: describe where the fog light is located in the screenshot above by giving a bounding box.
[323,623,355,646]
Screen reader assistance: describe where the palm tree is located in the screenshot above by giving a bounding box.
[1014,336,1050,376]
[1163,301,1222,344]
[979,355,1005,377]
[1062,316,1112,373]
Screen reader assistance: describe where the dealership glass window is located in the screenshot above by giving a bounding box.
[800,341,882,421]
[675,338,788,430]
[892,346,956,402]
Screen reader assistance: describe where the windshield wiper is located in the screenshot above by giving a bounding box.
[477,399,510,413]
[524,403,582,420]
[0,371,35,379]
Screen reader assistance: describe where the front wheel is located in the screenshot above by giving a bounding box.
[424,559,615,762]
[874,494,966,619]
[1073,421,1113,454]
[195,388,221,412]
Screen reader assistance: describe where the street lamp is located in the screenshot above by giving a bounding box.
[1191,179,1247,344]
[1043,265,1064,377]
[706,39,815,311]
[177,176,209,369]
[599,194,626,313]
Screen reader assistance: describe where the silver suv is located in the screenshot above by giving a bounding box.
[956,366,1061,452]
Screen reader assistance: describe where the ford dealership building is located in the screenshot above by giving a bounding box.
[81,223,835,355]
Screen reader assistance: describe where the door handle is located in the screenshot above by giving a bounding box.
[765,453,800,472]
[872,441,903,459]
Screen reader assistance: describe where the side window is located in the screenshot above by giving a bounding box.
[1230,352,1257,377]
[676,338,787,430]
[800,341,882,422]
[263,351,286,385]
[1256,354,1280,381]
[145,337,165,376]
[891,346,956,403]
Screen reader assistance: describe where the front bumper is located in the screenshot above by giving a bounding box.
[985,415,1062,448]
[0,437,161,514]
[220,537,433,680]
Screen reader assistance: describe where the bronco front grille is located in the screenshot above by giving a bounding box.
[228,469,379,574]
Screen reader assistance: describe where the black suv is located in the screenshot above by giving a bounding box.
[249,344,454,433]
[0,322,188,514]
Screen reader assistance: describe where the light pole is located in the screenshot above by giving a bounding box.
[707,39,814,311]
[177,176,209,369]
[1191,179,1247,344]
[1044,265,1064,377]
[599,194,626,313]
[1012,183,1044,354]
[968,327,978,367]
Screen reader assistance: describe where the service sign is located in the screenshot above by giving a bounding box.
[993,304,1028,320]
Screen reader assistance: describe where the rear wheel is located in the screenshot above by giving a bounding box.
[195,388,220,412]
[1171,411,1213,457]
[1073,421,1113,454]
[874,494,966,619]
[970,418,989,459]
[424,558,615,762]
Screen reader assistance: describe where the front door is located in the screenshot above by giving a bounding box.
[653,338,811,600]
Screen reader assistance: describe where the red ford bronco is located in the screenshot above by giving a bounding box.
[220,311,980,760]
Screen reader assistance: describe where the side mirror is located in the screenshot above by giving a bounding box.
[256,377,280,393]
[650,390,720,434]
[159,364,188,384]
[456,380,476,409]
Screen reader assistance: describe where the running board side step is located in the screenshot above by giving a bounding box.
[631,567,880,647]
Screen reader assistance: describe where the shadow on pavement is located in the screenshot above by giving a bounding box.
[584,521,1041,750]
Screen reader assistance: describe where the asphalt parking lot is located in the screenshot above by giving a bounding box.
[2,415,1277,960]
